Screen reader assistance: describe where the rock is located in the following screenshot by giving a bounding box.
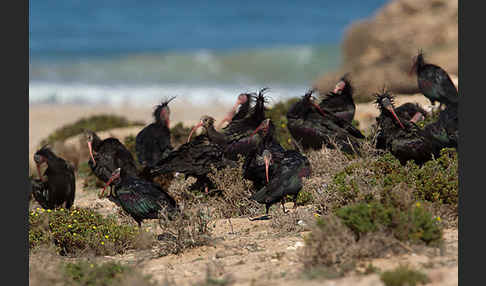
[314,0,458,102]
[215,250,228,259]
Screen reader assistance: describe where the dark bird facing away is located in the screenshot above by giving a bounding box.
[100,168,179,227]
[319,73,356,123]
[135,97,175,168]
[249,148,311,220]
[286,89,364,154]
[243,119,286,193]
[85,130,138,185]
[135,97,176,189]
[423,101,458,149]
[409,50,458,106]
[32,146,76,209]
[152,115,234,193]
[374,90,444,165]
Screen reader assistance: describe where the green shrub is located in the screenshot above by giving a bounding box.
[335,202,442,245]
[40,114,144,146]
[170,122,193,147]
[29,207,153,256]
[380,265,430,286]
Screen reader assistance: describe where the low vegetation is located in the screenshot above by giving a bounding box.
[380,265,430,286]
[29,207,153,256]
[40,114,144,146]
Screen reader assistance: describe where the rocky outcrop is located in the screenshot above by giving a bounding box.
[314,0,458,102]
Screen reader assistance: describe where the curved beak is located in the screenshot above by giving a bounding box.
[187,120,203,143]
[35,162,44,182]
[88,141,96,165]
[311,100,326,118]
[386,105,405,129]
[217,96,245,129]
[100,173,117,197]
[264,157,270,184]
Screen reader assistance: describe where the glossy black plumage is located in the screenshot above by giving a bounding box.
[103,168,179,227]
[86,130,138,184]
[32,146,76,209]
[135,98,175,168]
[374,91,444,165]
[286,89,364,154]
[411,51,458,105]
[319,74,356,123]
[250,149,311,215]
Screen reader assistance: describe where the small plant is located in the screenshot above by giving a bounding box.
[157,205,215,256]
[63,261,156,286]
[29,207,153,256]
[40,114,144,146]
[380,265,430,286]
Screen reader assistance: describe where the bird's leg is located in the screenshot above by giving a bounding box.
[281,198,288,214]
[293,194,299,209]
[248,204,271,221]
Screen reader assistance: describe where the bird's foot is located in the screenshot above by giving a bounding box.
[248,215,271,221]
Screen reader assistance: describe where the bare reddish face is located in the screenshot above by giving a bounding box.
[333,81,345,94]
[161,108,170,128]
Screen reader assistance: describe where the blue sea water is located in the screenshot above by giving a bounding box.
[29,0,388,106]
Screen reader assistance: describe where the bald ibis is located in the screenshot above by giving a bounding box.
[409,50,458,106]
[318,73,356,123]
[32,146,76,209]
[100,168,179,227]
[286,89,364,154]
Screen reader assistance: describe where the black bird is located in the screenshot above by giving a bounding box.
[243,119,286,193]
[135,97,176,189]
[32,146,76,209]
[376,102,428,150]
[423,102,458,149]
[409,50,458,106]
[85,130,138,185]
[216,92,254,129]
[286,89,364,154]
[100,168,179,228]
[135,97,175,168]
[374,90,444,165]
[249,148,311,220]
[221,88,269,160]
[152,116,233,192]
[319,74,356,123]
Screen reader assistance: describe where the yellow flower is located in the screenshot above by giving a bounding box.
[281,123,286,128]
[35,214,38,217]
[73,233,77,236]
[314,213,320,218]
[92,226,97,230]
[436,216,441,222]
[47,209,52,213]
[415,202,421,208]
[101,241,105,245]
[90,264,94,268]
[68,224,72,228]
[60,208,64,211]
[287,138,292,143]
[104,235,109,239]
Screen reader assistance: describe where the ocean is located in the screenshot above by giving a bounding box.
[29,0,388,106]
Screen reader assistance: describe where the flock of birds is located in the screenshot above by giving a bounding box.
[29,51,459,227]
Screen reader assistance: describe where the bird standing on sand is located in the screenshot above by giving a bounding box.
[249,148,311,220]
[409,50,458,106]
[100,168,179,228]
[85,130,138,186]
[32,145,76,210]
[286,89,364,154]
[318,74,356,123]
